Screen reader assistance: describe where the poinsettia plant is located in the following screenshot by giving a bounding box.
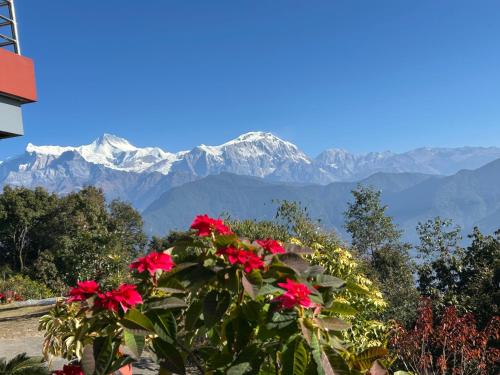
[42,215,388,375]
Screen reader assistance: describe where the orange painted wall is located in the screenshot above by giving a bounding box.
[0,48,36,103]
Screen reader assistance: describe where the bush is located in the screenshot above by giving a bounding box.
[0,274,53,301]
[41,215,390,374]
[0,353,49,375]
[390,298,500,375]
[229,203,390,354]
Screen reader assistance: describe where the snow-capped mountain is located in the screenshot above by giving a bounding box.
[26,134,181,174]
[170,132,311,180]
[2,131,500,210]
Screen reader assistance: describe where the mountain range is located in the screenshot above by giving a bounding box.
[1,131,500,240]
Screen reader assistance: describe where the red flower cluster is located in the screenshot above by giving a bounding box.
[190,215,232,237]
[67,280,100,302]
[274,278,314,309]
[0,290,23,304]
[52,364,84,375]
[255,239,285,254]
[95,284,143,313]
[130,251,175,275]
[217,246,264,273]
[67,280,142,313]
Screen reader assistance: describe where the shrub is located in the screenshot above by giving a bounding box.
[229,204,390,355]
[390,298,500,375]
[41,215,390,374]
[0,274,53,300]
[0,353,49,375]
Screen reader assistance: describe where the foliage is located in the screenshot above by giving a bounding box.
[229,202,391,355]
[459,228,500,327]
[344,185,402,257]
[368,246,419,328]
[416,220,500,327]
[39,302,89,360]
[390,298,500,375]
[344,186,418,327]
[0,274,53,300]
[0,186,146,292]
[40,215,390,374]
[416,217,465,308]
[0,353,49,375]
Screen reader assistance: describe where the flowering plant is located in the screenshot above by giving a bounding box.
[42,215,388,374]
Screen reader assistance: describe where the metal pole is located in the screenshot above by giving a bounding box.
[8,0,20,54]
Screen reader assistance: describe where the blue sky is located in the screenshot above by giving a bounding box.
[2,0,500,160]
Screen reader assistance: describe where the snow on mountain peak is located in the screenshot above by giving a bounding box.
[92,133,136,152]
[224,131,296,148]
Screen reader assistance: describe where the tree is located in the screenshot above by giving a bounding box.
[108,200,147,258]
[0,186,147,292]
[0,187,57,272]
[415,220,500,327]
[415,217,465,307]
[344,185,401,257]
[344,185,418,326]
[460,228,500,327]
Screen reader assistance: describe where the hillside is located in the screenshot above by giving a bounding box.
[143,160,500,240]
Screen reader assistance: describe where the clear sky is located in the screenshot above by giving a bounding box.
[2,0,500,160]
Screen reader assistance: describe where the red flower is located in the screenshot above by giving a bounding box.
[130,251,175,276]
[255,239,285,254]
[52,364,84,375]
[190,214,232,237]
[274,278,314,309]
[67,280,100,302]
[96,284,142,313]
[217,247,264,273]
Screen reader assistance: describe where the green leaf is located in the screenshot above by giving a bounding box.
[124,330,145,358]
[121,308,156,334]
[106,356,135,374]
[156,262,198,286]
[265,311,296,330]
[242,272,261,300]
[203,290,231,328]
[304,265,325,277]
[152,338,186,375]
[351,347,388,371]
[278,253,310,273]
[345,281,370,295]
[227,362,252,375]
[282,337,309,375]
[241,300,262,323]
[214,233,240,248]
[310,334,336,375]
[225,313,253,352]
[257,284,283,296]
[314,317,351,331]
[146,296,187,310]
[81,337,115,375]
[148,309,177,344]
[185,299,203,332]
[314,275,345,289]
[328,301,358,316]
[324,348,352,375]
